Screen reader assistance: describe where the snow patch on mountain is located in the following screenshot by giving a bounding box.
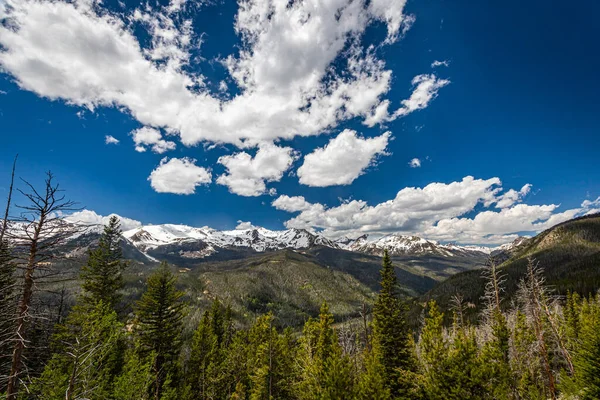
[123,225,338,254]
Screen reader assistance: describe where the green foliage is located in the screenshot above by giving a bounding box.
[296,302,356,399]
[33,301,124,399]
[135,262,186,399]
[80,215,129,311]
[562,294,600,399]
[113,348,154,400]
[371,250,415,397]
[246,314,296,400]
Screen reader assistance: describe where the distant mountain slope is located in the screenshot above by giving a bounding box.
[121,249,375,328]
[418,213,600,319]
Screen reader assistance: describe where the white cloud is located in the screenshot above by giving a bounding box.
[148,157,211,194]
[105,135,120,145]
[409,158,421,168]
[272,195,313,212]
[495,183,531,209]
[364,74,450,126]
[297,130,391,187]
[273,177,590,244]
[582,196,600,209]
[216,143,297,197]
[131,127,176,154]
[65,209,142,231]
[218,81,228,92]
[0,0,442,150]
[431,60,449,68]
[393,74,450,118]
[235,220,255,230]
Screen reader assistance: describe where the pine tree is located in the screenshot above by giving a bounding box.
[357,347,390,400]
[296,302,355,399]
[113,347,154,400]
[511,310,545,400]
[568,294,600,399]
[479,261,512,398]
[419,301,448,400]
[247,314,295,400]
[80,215,128,311]
[371,249,415,397]
[33,302,124,399]
[135,262,186,400]
[186,309,220,398]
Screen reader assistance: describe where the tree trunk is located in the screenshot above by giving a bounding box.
[6,218,42,399]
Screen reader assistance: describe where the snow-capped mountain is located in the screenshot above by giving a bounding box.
[493,237,529,253]
[337,233,494,257]
[50,220,514,262]
[123,224,338,257]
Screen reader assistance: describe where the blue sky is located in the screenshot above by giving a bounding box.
[0,0,598,245]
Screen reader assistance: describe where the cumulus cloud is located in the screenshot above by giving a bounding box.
[409,158,421,168]
[272,195,313,212]
[297,130,391,187]
[0,0,445,150]
[131,127,176,154]
[235,220,255,230]
[105,135,120,145]
[273,177,591,244]
[216,143,297,197]
[65,209,142,231]
[495,183,532,209]
[148,157,211,194]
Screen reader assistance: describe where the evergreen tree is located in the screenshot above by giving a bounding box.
[33,302,124,399]
[479,310,512,399]
[246,314,295,400]
[511,310,545,400]
[113,348,154,400]
[186,309,222,399]
[419,301,449,400]
[357,347,390,400]
[566,294,600,399]
[135,262,186,400]
[80,215,128,311]
[296,302,355,399]
[371,249,415,397]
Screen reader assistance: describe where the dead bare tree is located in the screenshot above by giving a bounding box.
[517,258,574,400]
[0,155,17,243]
[0,155,18,390]
[482,258,506,317]
[5,172,79,399]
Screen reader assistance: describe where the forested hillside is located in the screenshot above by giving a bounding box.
[418,213,600,321]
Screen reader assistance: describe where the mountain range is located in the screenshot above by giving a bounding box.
[50,215,600,327]
[115,223,512,261]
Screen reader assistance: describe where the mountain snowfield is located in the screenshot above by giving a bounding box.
[120,223,522,259]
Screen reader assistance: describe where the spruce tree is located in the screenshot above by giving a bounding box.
[296,302,355,399]
[33,302,124,399]
[371,249,415,397]
[80,215,128,311]
[135,262,186,400]
[569,294,600,399]
[247,314,295,400]
[419,301,448,400]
